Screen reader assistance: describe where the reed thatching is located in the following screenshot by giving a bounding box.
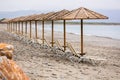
[34,14,45,21]
[46,9,70,20]
[35,12,55,20]
[11,16,25,22]
[23,14,39,21]
[62,7,108,20]
[1,19,11,23]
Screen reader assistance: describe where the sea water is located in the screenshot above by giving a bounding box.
[42,24,120,40]
[1,22,120,40]
[29,23,120,40]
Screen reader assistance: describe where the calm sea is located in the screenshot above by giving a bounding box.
[29,23,120,40]
[39,24,120,40]
[1,22,120,40]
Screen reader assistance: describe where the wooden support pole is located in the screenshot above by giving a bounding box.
[18,22,20,34]
[10,22,12,32]
[13,22,15,33]
[20,22,21,34]
[7,23,9,31]
[14,22,15,32]
[30,21,32,38]
[51,20,54,47]
[12,22,14,32]
[9,22,10,32]
[7,23,8,31]
[11,22,13,32]
[63,20,66,52]
[14,22,16,33]
[8,22,10,32]
[16,22,17,33]
[14,22,16,32]
[21,22,23,35]
[12,22,13,32]
[11,22,12,32]
[42,21,44,44]
[19,22,21,34]
[25,21,27,34]
[9,22,11,32]
[8,23,9,31]
[7,22,9,31]
[80,19,84,56]
[8,23,10,31]
[35,21,38,39]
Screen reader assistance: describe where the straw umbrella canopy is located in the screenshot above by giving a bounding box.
[47,9,70,20]
[1,19,11,32]
[12,17,24,34]
[34,12,55,40]
[34,12,56,44]
[35,12,55,21]
[16,16,30,34]
[34,14,45,21]
[11,16,25,22]
[10,17,23,34]
[23,14,39,21]
[41,12,57,44]
[45,9,70,47]
[17,16,29,22]
[12,16,27,34]
[32,14,45,39]
[22,14,38,38]
[9,17,21,32]
[27,14,41,39]
[12,16,25,32]
[61,7,108,55]
[17,16,29,34]
[35,10,70,46]
[19,14,38,38]
[1,18,10,23]
[7,18,15,32]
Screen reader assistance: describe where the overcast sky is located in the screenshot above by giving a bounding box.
[0,0,120,11]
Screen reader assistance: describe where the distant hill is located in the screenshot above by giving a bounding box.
[0,9,120,23]
[0,10,42,19]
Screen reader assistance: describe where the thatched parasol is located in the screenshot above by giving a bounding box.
[45,9,70,47]
[47,9,70,20]
[34,12,56,44]
[1,18,11,23]
[62,7,108,55]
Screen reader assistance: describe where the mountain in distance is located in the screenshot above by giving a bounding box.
[0,9,120,23]
[0,10,42,19]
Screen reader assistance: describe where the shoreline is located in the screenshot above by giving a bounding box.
[66,31,120,41]
[46,21,120,25]
[39,29,120,42]
[1,23,120,40]
[0,24,120,80]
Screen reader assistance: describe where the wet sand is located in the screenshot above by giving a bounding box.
[0,24,120,80]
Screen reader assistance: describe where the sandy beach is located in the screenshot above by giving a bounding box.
[0,24,120,80]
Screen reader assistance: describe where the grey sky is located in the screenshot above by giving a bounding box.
[0,0,120,11]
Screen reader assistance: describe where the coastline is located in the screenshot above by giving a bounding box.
[52,21,120,25]
[0,24,120,80]
[36,23,120,40]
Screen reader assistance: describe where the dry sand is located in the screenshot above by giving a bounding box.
[0,24,120,80]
